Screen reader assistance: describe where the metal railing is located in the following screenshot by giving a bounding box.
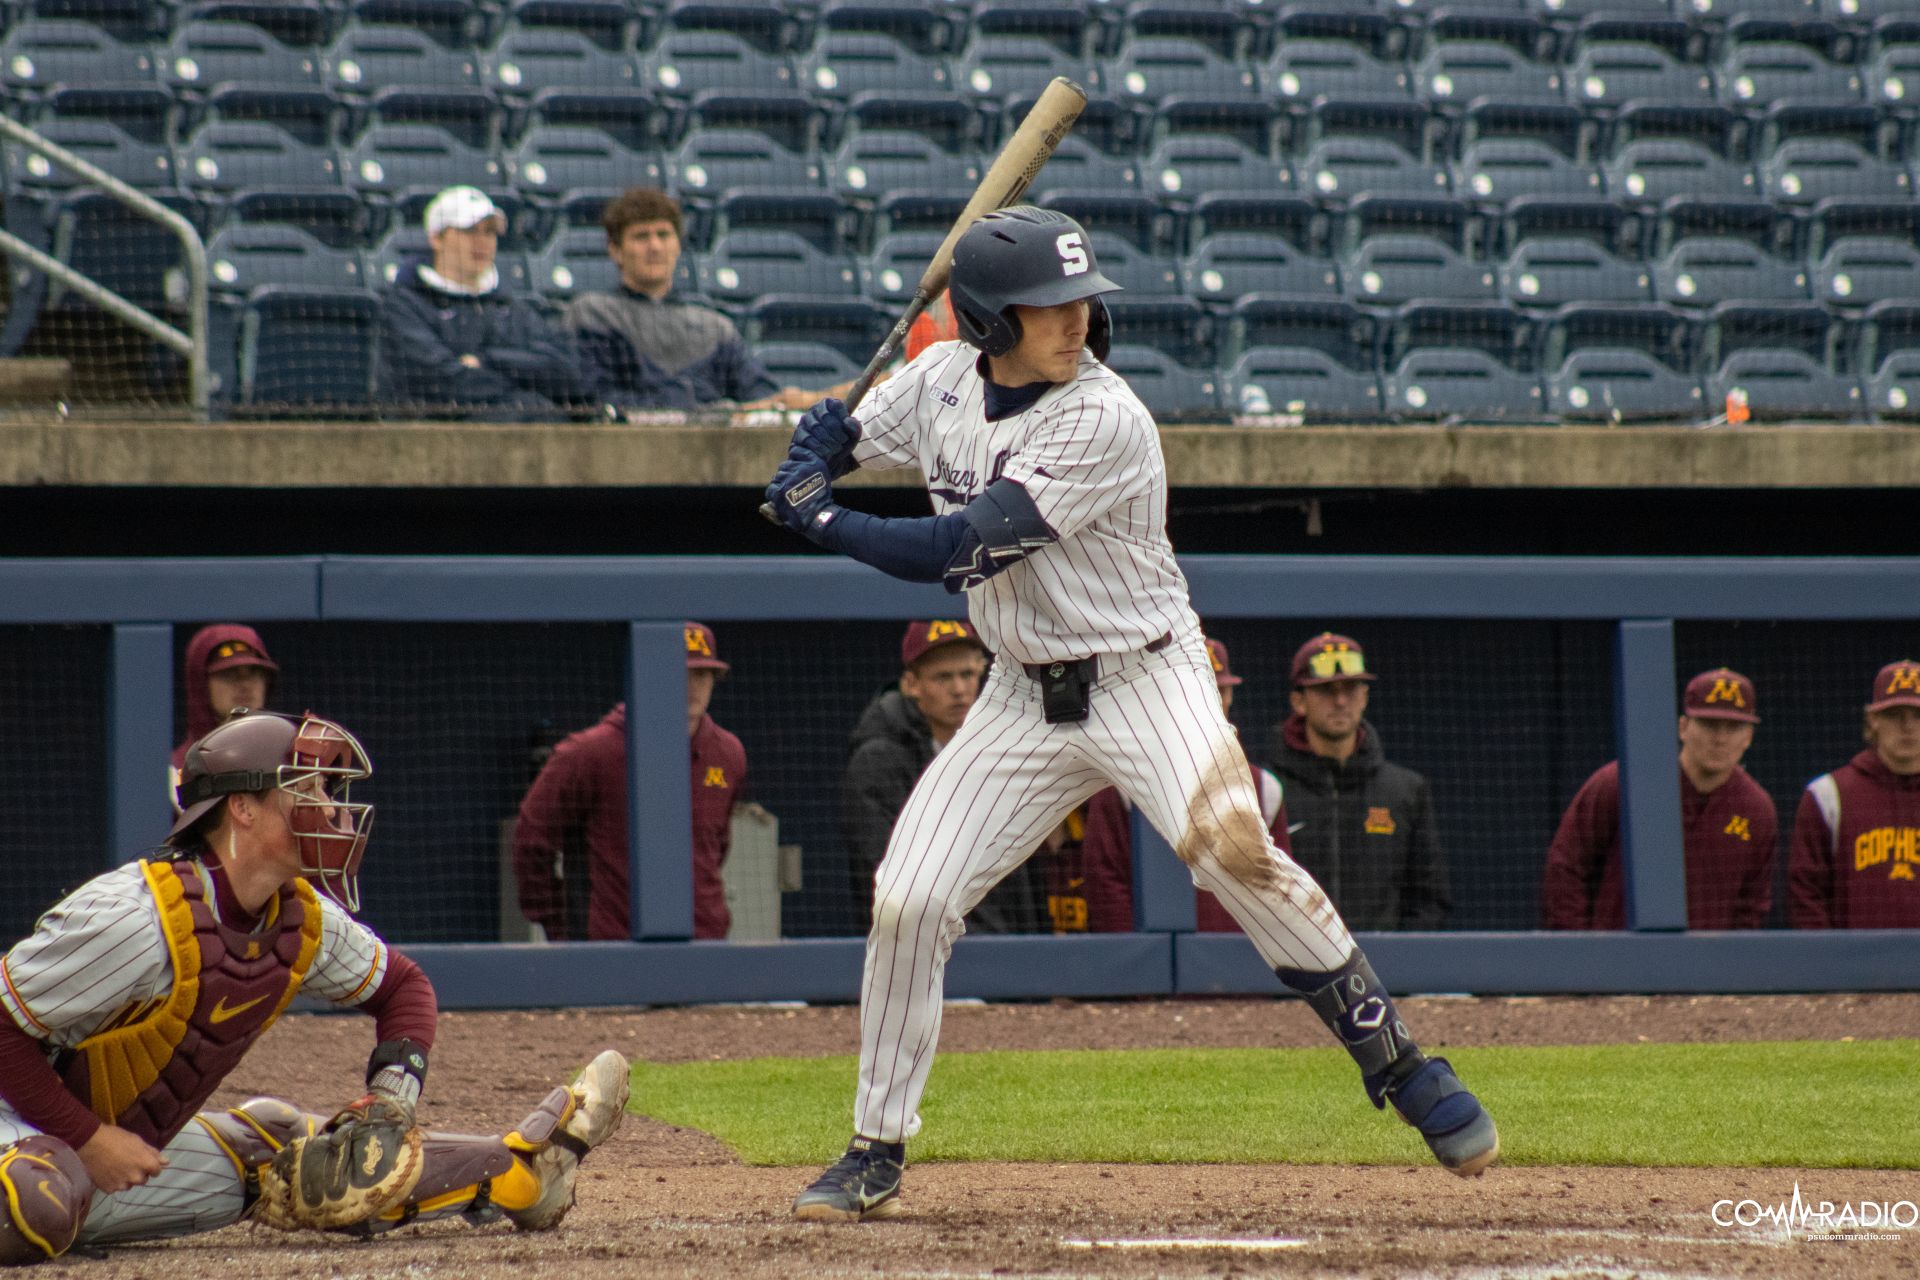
[0,115,209,419]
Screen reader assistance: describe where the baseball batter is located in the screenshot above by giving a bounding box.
[0,710,628,1262]
[764,206,1499,1222]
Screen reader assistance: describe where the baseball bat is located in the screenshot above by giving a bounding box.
[759,75,1089,525]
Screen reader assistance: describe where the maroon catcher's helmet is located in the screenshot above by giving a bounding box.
[170,710,375,912]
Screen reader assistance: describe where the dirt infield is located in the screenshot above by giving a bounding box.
[37,994,1920,1279]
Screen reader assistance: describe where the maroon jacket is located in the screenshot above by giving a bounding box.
[1080,768,1290,934]
[1789,749,1920,929]
[171,623,277,772]
[512,703,746,940]
[1541,760,1778,930]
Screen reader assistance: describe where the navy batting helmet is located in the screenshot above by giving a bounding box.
[947,206,1122,361]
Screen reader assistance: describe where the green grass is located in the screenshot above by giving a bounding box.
[628,1041,1918,1170]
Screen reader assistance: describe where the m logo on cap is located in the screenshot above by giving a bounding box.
[1891,665,1920,695]
[686,625,714,658]
[925,621,968,645]
[1706,677,1748,708]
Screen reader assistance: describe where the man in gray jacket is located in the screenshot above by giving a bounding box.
[1267,632,1452,931]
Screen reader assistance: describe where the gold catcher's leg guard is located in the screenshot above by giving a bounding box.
[0,1137,91,1265]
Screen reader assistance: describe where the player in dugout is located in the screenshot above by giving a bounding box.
[0,710,629,1263]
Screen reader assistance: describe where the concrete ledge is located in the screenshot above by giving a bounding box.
[3,421,1917,489]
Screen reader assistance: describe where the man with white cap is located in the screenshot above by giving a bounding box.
[377,185,600,421]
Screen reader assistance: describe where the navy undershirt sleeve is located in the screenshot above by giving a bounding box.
[814,508,971,583]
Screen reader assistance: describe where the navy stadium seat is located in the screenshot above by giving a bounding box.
[1145,137,1293,232]
[1856,300,1920,421]
[1699,298,1840,372]
[814,0,962,57]
[1106,294,1214,367]
[505,126,664,205]
[1223,345,1384,420]
[347,0,481,49]
[661,0,801,55]
[11,0,160,43]
[638,30,794,99]
[1690,0,1818,21]
[1568,41,1714,109]
[0,19,157,97]
[1002,89,1144,158]
[839,89,982,153]
[681,85,825,156]
[482,28,639,100]
[1762,138,1910,204]
[1538,299,1693,370]
[1033,189,1167,253]
[695,229,858,302]
[44,190,201,311]
[1263,39,1410,109]
[742,295,891,364]
[208,223,368,292]
[178,121,341,198]
[323,25,481,94]
[1546,349,1703,421]
[859,229,945,303]
[1083,232,1181,295]
[754,339,861,388]
[967,0,1098,59]
[1526,0,1669,21]
[1454,138,1604,204]
[1416,39,1563,107]
[1119,0,1248,60]
[364,84,499,149]
[1718,41,1863,109]
[1499,235,1650,308]
[1805,196,1920,260]
[182,1,331,46]
[1300,137,1451,203]
[1106,35,1255,104]
[238,284,380,409]
[953,34,1097,105]
[1383,347,1546,422]
[1340,192,1475,252]
[1341,234,1496,307]
[525,88,666,152]
[670,130,825,238]
[1388,298,1534,367]
[342,122,500,196]
[1,119,173,194]
[1652,237,1809,308]
[1707,348,1861,420]
[1650,198,1785,262]
[503,0,637,51]
[1606,138,1757,206]
[161,20,322,96]
[1296,95,1438,160]
[1182,232,1339,303]
[1224,295,1379,368]
[1457,99,1585,157]
[828,130,980,214]
[1033,135,1144,198]
[1814,237,1920,308]
[31,84,177,146]
[1145,92,1278,159]
[1102,342,1219,420]
[799,32,952,101]
[1866,43,1920,109]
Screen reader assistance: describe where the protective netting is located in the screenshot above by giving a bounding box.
[3,3,1913,421]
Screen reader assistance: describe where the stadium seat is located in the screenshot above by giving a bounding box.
[1865,43,1920,109]
[1567,41,1714,109]
[799,32,952,101]
[322,25,481,95]
[161,19,323,95]
[1456,99,1586,158]
[482,28,639,100]
[1813,237,1920,308]
[529,224,697,302]
[1181,232,1339,303]
[1545,348,1704,422]
[43,189,201,311]
[1499,236,1650,308]
[1718,41,1864,109]
[238,284,381,409]
[859,229,945,303]
[1525,0,1669,22]
[1856,300,1920,420]
[695,229,858,302]
[178,121,342,199]
[638,30,794,100]
[1383,347,1546,422]
[753,339,861,388]
[366,85,500,149]
[342,122,501,197]
[1145,92,1279,159]
[1342,234,1496,307]
[191,82,339,148]
[347,0,481,49]
[1454,138,1604,204]
[839,90,983,153]
[1761,138,1911,204]
[1002,89,1144,158]
[1605,138,1757,206]
[505,126,664,205]
[1106,294,1214,367]
[1103,342,1219,419]
[1223,345,1382,420]
[1187,190,1321,249]
[1300,137,1451,202]
[953,34,1098,105]
[1538,299,1694,371]
[1340,193,1475,253]
[1707,348,1862,420]
[814,0,962,56]
[1388,297,1533,367]
[1263,39,1410,110]
[1653,237,1809,308]
[525,88,667,152]
[682,85,826,155]
[1699,298,1840,373]
[1106,35,1255,104]
[0,18,157,97]
[1224,295,1379,368]
[967,0,1098,59]
[1650,197,1786,260]
[30,84,178,146]
[1033,189,1168,253]
[1754,101,1887,160]
[1416,40,1563,107]
[1689,0,1818,20]
[1119,0,1249,60]
[828,130,980,217]
[208,223,369,292]
[661,0,801,55]
[1805,195,1920,260]
[1146,136,1294,237]
[671,129,825,214]
[1296,95,1438,160]
[502,0,637,51]
[1,119,174,194]
[742,295,890,364]
[181,0,331,45]
[1030,135,1142,197]
[1082,232,1181,296]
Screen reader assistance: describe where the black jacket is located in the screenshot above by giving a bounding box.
[1266,715,1451,930]
[841,688,1047,935]
[377,259,599,420]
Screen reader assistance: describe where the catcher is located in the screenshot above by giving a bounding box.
[0,710,629,1264]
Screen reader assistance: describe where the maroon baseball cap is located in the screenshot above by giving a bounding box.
[1291,633,1376,687]
[684,621,729,673]
[901,619,984,670]
[1205,637,1242,687]
[1683,668,1759,723]
[1868,659,1920,712]
[206,636,278,676]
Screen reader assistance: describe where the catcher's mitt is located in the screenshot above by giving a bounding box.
[254,1097,424,1232]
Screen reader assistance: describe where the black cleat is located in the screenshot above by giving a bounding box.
[792,1136,906,1222]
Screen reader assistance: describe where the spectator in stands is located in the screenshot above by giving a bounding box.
[1789,660,1920,929]
[377,185,600,422]
[1542,668,1778,930]
[1267,632,1451,931]
[512,622,747,940]
[170,624,278,811]
[566,187,854,412]
[1082,636,1286,933]
[841,620,1047,933]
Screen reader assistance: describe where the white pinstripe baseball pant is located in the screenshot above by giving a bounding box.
[856,624,1356,1142]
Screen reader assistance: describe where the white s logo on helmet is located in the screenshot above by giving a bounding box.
[1056,233,1088,276]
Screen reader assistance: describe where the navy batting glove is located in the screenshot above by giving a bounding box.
[766,447,839,542]
[793,398,861,478]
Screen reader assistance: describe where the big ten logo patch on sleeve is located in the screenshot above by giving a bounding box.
[1364,807,1396,835]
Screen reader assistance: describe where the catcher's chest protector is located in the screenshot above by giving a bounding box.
[59,860,323,1146]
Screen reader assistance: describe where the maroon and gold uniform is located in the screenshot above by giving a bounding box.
[1790,749,1920,929]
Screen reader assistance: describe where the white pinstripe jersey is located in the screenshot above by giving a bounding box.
[851,340,1195,667]
[0,860,390,1049]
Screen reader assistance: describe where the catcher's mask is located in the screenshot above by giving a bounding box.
[170,710,376,912]
[948,206,1121,362]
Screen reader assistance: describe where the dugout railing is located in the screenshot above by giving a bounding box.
[10,554,1914,1006]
